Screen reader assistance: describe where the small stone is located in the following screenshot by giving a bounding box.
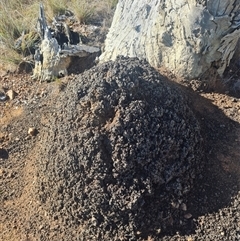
[7,171,15,178]
[184,213,192,219]
[6,90,17,100]
[25,135,31,140]
[0,168,5,177]
[180,203,187,211]
[0,148,8,159]
[28,127,38,136]
[171,202,179,209]
[0,91,7,101]
[39,225,44,230]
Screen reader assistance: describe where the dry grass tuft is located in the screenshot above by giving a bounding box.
[0,0,118,67]
[69,0,94,24]
[0,0,39,65]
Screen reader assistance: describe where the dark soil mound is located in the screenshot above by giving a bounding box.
[35,57,203,240]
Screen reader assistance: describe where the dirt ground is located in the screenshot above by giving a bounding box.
[0,20,240,241]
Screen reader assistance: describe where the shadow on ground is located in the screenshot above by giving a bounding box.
[159,82,240,237]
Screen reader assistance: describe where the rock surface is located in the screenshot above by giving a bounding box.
[100,0,240,79]
[35,57,203,239]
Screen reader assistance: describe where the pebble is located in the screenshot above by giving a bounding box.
[0,168,5,177]
[180,203,187,211]
[7,171,15,178]
[0,148,8,159]
[184,213,192,219]
[171,201,179,209]
[28,127,38,136]
[38,225,44,230]
[6,90,17,100]
[0,91,7,101]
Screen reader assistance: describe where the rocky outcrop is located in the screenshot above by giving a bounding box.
[100,0,240,79]
[35,57,203,240]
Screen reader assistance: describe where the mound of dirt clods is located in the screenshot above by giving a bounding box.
[35,57,204,240]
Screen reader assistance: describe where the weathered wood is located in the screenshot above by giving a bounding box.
[33,4,100,81]
[100,0,240,80]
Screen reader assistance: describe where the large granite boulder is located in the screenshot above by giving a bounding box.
[100,0,240,79]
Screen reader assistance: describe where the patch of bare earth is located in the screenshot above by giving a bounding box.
[0,67,239,240]
[0,75,67,240]
[0,20,240,238]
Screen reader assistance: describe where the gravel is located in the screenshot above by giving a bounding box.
[34,56,204,240]
[1,56,240,241]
